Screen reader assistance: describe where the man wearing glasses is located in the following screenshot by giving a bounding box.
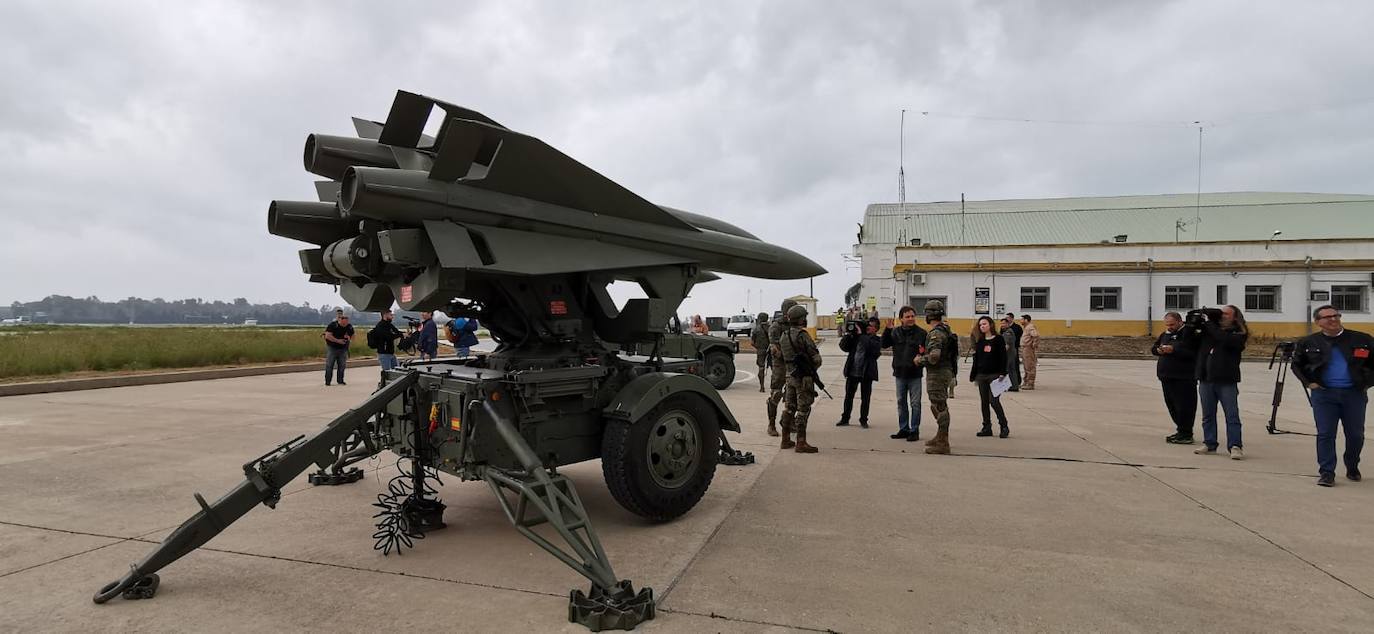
[1291,305,1374,487]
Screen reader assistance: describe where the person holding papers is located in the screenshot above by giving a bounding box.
[970,316,1012,439]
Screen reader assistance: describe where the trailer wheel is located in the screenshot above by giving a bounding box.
[702,351,735,390]
[602,394,720,521]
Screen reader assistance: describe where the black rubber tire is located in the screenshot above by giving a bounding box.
[702,351,735,390]
[601,393,720,521]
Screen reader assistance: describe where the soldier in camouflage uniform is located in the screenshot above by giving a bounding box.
[916,299,956,455]
[765,298,798,437]
[779,304,821,453]
[750,312,770,394]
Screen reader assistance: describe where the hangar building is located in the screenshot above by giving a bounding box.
[854,192,1374,337]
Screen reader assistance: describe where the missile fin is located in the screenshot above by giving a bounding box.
[378,91,504,149]
[352,117,384,140]
[314,181,339,203]
[431,118,697,231]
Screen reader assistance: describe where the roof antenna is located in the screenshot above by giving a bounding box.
[898,109,907,204]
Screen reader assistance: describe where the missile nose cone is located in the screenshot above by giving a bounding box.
[781,249,827,278]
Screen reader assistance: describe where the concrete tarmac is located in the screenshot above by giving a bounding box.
[2,344,1372,632]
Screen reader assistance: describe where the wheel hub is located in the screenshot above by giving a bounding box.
[647,410,699,489]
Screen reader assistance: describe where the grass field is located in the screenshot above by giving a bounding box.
[0,325,377,381]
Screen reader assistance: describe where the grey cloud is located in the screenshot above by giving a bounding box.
[1,0,1371,318]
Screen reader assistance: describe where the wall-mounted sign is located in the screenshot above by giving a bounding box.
[974,288,991,315]
[995,303,1006,316]
[1310,290,1330,302]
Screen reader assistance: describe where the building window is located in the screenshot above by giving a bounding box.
[1245,285,1280,312]
[1164,286,1197,311]
[1216,285,1228,305]
[1089,287,1121,311]
[1020,287,1050,311]
[1332,286,1366,312]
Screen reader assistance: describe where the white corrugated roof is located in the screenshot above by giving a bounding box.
[861,192,1374,246]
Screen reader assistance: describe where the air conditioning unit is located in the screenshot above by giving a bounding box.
[908,272,927,286]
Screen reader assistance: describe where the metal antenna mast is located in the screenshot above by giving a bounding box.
[1194,123,1203,238]
[898,109,907,204]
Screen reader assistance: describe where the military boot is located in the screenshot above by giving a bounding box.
[924,428,950,455]
[766,418,780,437]
[758,373,766,393]
[977,423,994,437]
[780,419,795,449]
[794,433,819,453]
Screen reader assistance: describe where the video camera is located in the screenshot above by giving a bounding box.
[1184,307,1224,329]
[845,320,866,336]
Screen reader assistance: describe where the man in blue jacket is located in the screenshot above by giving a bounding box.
[446,317,480,358]
[1291,305,1374,487]
[416,311,439,361]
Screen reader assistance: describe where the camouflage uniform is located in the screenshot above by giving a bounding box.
[765,299,798,434]
[750,314,770,394]
[779,305,821,453]
[919,300,955,454]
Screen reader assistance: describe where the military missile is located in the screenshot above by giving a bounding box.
[270,91,825,311]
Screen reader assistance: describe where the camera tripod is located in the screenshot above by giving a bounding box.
[1266,341,1314,436]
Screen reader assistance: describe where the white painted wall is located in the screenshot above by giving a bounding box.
[895,269,1372,327]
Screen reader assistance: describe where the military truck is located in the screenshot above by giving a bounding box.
[620,315,738,390]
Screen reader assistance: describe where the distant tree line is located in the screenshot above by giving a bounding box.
[8,295,389,325]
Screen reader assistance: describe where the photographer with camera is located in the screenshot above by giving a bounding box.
[881,305,927,441]
[367,308,405,371]
[1190,305,1249,459]
[1152,312,1199,444]
[1290,305,1373,487]
[836,317,882,429]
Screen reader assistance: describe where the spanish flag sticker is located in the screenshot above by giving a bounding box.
[450,417,462,431]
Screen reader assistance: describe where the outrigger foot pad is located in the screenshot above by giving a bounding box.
[719,448,755,465]
[93,571,159,604]
[568,580,655,631]
[308,468,365,486]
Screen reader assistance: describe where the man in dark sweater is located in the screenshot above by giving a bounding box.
[1152,312,1199,444]
[323,314,354,386]
[1291,305,1374,487]
[371,309,405,371]
[837,317,882,428]
[881,305,927,440]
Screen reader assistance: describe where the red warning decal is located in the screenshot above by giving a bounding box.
[401,285,413,303]
[549,300,567,316]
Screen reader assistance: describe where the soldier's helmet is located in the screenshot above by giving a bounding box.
[781,298,797,313]
[786,304,808,324]
[756,312,769,322]
[923,299,946,322]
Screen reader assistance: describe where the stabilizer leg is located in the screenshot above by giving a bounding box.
[717,433,755,466]
[93,372,417,604]
[309,426,379,485]
[478,401,654,631]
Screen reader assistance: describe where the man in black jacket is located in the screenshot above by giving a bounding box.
[371,308,405,371]
[1291,305,1374,487]
[1152,312,1199,444]
[1193,305,1249,459]
[837,316,882,428]
[881,306,927,440]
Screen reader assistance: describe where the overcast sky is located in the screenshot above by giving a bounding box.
[3,1,1372,318]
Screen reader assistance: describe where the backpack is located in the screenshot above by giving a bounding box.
[366,326,383,350]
